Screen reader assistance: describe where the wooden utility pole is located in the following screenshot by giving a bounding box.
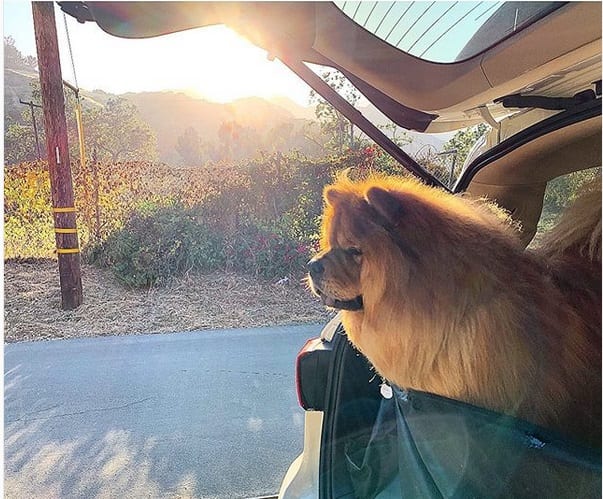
[18,99,43,159]
[32,2,83,310]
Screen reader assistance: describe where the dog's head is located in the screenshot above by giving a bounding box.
[308,176,426,311]
[307,246,364,311]
[308,174,518,312]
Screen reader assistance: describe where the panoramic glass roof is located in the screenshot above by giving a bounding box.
[334,1,564,63]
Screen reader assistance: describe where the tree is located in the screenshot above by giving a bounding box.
[176,126,203,165]
[443,123,490,170]
[217,120,242,161]
[376,122,413,149]
[216,120,262,161]
[84,98,158,163]
[4,82,158,166]
[4,79,46,164]
[265,121,295,151]
[4,36,37,70]
[4,120,40,164]
[543,168,601,215]
[309,69,361,154]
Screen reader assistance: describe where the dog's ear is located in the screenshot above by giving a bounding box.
[365,186,403,224]
[324,186,346,207]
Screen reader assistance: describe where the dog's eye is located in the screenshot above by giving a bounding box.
[346,247,362,257]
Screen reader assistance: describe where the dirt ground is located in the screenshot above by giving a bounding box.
[3,259,333,343]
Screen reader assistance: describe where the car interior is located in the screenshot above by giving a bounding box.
[462,103,601,245]
[323,334,602,499]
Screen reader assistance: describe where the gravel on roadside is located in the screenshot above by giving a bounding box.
[4,259,333,343]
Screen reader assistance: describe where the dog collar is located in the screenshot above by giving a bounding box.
[330,295,364,311]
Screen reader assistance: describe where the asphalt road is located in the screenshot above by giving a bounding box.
[4,325,323,499]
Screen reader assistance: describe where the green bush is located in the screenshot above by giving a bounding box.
[88,204,225,286]
[89,203,314,286]
[223,223,311,279]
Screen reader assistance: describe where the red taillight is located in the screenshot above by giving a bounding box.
[295,336,331,410]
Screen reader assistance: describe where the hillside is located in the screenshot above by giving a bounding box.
[123,91,310,164]
[4,61,321,164]
[4,67,39,123]
[5,62,451,165]
[269,95,316,120]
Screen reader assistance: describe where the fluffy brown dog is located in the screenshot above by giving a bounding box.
[308,173,601,446]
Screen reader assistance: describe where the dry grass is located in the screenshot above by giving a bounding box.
[4,260,333,343]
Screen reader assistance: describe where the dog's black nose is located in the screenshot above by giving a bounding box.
[307,258,324,277]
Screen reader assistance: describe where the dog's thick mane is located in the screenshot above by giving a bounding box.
[323,172,518,239]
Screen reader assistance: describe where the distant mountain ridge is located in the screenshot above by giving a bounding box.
[4,65,318,163]
[5,64,451,164]
[121,91,322,164]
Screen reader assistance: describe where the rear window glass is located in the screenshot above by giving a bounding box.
[530,167,602,248]
[334,1,564,63]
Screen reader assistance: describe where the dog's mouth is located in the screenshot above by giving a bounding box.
[315,288,364,311]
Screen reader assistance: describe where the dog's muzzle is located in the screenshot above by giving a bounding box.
[307,258,325,281]
[307,258,364,311]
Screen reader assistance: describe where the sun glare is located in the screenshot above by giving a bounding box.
[185,26,302,103]
[60,20,310,105]
[185,26,308,102]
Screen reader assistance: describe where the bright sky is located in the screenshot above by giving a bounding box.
[3,0,313,105]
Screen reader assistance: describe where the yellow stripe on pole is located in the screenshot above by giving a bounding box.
[57,248,80,254]
[55,228,78,234]
[53,207,77,213]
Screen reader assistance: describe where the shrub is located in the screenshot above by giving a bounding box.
[6,151,382,283]
[4,161,57,259]
[89,203,312,286]
[4,160,176,257]
[223,223,311,279]
[89,203,225,287]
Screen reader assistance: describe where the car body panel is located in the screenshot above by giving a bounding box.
[278,411,323,499]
